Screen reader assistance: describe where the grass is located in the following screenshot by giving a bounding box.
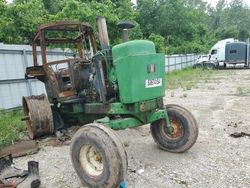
[236,87,250,96]
[166,67,216,90]
[0,109,25,149]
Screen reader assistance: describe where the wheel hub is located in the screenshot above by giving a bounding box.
[166,117,183,139]
[79,144,104,177]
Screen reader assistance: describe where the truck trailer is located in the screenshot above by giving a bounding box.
[194,38,250,69]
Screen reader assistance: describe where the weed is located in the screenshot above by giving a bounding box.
[236,87,250,96]
[0,109,25,148]
[207,86,215,90]
[123,141,130,147]
[237,87,244,96]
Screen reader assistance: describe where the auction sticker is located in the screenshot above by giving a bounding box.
[145,78,162,88]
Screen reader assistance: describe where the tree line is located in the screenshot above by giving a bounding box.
[0,0,249,54]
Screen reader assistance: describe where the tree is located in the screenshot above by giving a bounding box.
[0,0,48,44]
[136,0,158,38]
[1,0,250,54]
[148,33,165,53]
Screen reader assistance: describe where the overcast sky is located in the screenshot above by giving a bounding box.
[6,0,250,7]
[130,0,250,7]
[205,0,250,7]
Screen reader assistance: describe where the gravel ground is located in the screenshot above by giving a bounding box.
[14,69,250,188]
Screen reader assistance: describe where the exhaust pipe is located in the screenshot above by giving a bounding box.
[117,21,135,42]
[97,16,110,49]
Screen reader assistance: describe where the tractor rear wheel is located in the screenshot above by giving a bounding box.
[22,94,54,139]
[150,104,198,153]
[70,123,127,188]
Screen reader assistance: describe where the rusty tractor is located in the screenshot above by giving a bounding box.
[22,17,199,187]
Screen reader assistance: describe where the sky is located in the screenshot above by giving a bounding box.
[130,0,250,7]
[206,0,250,7]
[5,0,250,7]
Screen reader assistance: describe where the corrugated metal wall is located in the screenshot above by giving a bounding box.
[165,54,200,72]
[0,43,200,109]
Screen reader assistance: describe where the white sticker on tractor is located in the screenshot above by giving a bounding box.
[145,78,162,88]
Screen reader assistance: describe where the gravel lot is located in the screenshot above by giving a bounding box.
[14,69,250,188]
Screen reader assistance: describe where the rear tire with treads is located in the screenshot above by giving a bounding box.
[22,94,54,139]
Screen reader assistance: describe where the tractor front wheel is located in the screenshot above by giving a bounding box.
[150,104,198,153]
[70,123,127,188]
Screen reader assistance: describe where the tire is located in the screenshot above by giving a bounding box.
[193,63,203,69]
[22,94,54,139]
[205,63,215,70]
[150,104,198,153]
[70,123,127,188]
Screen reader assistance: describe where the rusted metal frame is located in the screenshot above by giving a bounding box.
[49,34,84,46]
[23,49,33,95]
[44,59,77,95]
[39,30,47,65]
[44,58,82,66]
[45,38,79,44]
[43,64,61,96]
[76,42,83,59]
[32,31,40,44]
[75,25,84,88]
[26,66,45,77]
[33,22,93,43]
[38,21,92,31]
[32,43,38,66]
[77,25,84,59]
[89,32,97,54]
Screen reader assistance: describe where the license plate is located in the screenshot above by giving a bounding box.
[145,78,162,88]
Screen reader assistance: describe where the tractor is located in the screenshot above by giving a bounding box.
[22,17,198,187]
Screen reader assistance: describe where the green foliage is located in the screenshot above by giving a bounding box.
[148,33,165,53]
[0,0,249,54]
[0,110,25,148]
[0,0,48,43]
[208,0,250,41]
[0,0,137,45]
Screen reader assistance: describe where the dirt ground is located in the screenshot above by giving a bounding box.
[14,69,250,188]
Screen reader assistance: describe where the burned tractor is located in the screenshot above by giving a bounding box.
[22,17,198,187]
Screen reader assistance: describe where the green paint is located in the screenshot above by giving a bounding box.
[112,40,165,104]
[94,109,165,129]
[95,116,142,129]
[58,40,167,130]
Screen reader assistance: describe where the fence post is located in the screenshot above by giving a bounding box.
[23,49,33,96]
[181,55,183,69]
[174,56,176,70]
[185,55,188,68]
[168,56,170,72]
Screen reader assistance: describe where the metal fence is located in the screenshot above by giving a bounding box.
[165,54,200,72]
[0,44,68,109]
[0,44,200,109]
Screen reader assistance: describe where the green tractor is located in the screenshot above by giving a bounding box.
[22,17,198,187]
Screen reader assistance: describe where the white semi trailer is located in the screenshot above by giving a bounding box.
[194,38,250,68]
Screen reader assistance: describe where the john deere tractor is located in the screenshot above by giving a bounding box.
[22,17,198,187]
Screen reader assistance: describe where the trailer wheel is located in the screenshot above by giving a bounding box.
[193,63,203,69]
[205,63,215,69]
[22,94,54,139]
[150,104,198,152]
[70,123,127,188]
